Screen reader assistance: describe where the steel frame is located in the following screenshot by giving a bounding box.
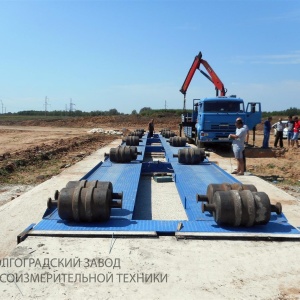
[20,133,300,242]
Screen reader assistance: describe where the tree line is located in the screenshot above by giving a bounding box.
[262,107,300,118]
[12,109,123,117]
[4,106,300,118]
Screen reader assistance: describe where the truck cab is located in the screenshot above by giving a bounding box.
[181,96,261,147]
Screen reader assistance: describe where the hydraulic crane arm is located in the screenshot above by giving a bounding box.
[180,52,226,110]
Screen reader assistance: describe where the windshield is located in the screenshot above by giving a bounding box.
[203,101,243,113]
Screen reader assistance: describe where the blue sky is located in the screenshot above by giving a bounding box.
[0,0,299,114]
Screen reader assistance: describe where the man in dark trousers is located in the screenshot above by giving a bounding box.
[274,118,284,148]
[148,119,154,137]
[286,115,294,147]
[262,116,272,148]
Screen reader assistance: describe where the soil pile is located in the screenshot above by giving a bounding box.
[0,115,299,201]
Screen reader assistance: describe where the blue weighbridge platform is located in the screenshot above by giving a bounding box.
[21,133,300,242]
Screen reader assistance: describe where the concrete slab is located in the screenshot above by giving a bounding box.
[0,139,121,258]
[133,177,188,221]
[245,146,275,158]
[1,235,300,300]
[1,140,300,299]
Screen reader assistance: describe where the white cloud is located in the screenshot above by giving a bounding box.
[233,51,300,65]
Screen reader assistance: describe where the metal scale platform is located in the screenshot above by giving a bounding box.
[19,133,300,242]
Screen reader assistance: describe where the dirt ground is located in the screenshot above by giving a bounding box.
[0,116,300,300]
[0,115,299,204]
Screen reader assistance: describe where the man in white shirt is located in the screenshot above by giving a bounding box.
[236,117,248,171]
[274,118,284,148]
[228,119,247,175]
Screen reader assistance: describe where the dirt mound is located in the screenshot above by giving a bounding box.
[0,134,116,185]
[0,115,180,132]
[0,115,299,200]
[248,147,300,182]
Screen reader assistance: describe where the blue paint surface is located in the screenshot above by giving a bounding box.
[34,134,300,237]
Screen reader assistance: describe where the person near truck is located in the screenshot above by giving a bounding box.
[148,119,154,138]
[286,115,294,147]
[291,116,300,148]
[236,117,248,171]
[229,119,247,176]
[262,116,272,148]
[274,118,284,148]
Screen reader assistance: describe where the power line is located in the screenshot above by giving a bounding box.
[0,99,4,114]
[69,98,76,112]
[44,96,50,115]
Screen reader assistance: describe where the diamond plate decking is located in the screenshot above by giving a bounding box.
[26,133,300,240]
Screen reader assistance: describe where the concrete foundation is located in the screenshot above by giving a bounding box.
[0,139,300,300]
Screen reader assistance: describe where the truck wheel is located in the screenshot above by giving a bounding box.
[195,136,204,148]
[199,141,205,148]
[195,136,200,148]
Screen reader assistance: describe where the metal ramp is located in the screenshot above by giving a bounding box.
[20,133,300,242]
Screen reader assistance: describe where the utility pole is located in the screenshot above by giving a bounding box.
[44,96,50,116]
[0,99,3,114]
[165,100,167,111]
[69,98,75,112]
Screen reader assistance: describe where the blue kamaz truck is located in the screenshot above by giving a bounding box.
[179,52,261,147]
[180,96,261,147]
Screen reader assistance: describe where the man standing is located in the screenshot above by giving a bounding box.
[148,119,154,138]
[262,116,272,148]
[286,116,294,147]
[236,117,248,171]
[291,116,300,148]
[274,118,284,148]
[229,119,247,176]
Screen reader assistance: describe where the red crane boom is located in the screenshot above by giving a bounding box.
[180,52,226,110]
